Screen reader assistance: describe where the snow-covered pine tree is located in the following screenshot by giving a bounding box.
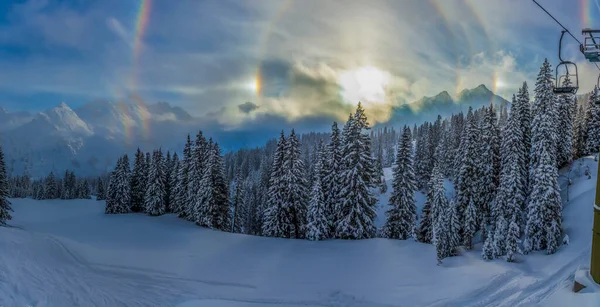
[197,141,230,230]
[526,145,562,252]
[44,172,58,199]
[336,103,378,240]
[164,151,172,212]
[556,75,576,167]
[456,107,477,238]
[573,103,587,158]
[282,129,308,239]
[323,122,343,237]
[417,199,433,243]
[145,150,166,216]
[262,131,288,237]
[494,95,526,231]
[130,148,146,212]
[476,103,500,228]
[517,82,532,193]
[493,215,507,258]
[448,200,461,255]
[188,132,209,221]
[231,170,247,233]
[432,178,451,263]
[105,156,131,214]
[168,153,180,214]
[375,141,386,193]
[78,179,91,199]
[382,126,417,240]
[306,141,329,241]
[586,87,600,155]
[526,59,563,253]
[506,215,520,262]
[176,135,192,217]
[463,198,478,250]
[96,177,105,200]
[482,227,495,260]
[117,154,132,210]
[0,146,12,225]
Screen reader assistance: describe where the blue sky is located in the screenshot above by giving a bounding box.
[0,0,597,126]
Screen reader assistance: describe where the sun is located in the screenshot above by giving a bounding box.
[495,79,505,89]
[244,77,260,94]
[338,66,391,104]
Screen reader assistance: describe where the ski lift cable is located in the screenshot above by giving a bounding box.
[532,0,600,72]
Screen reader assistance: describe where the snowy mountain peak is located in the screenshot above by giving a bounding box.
[433,91,452,103]
[37,103,92,136]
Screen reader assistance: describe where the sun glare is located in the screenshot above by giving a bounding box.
[338,66,391,104]
[495,79,505,88]
[245,77,260,93]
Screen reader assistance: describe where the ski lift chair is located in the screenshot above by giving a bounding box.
[582,28,600,63]
[554,61,578,95]
[554,31,579,95]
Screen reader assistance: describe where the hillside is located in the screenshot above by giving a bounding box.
[1,156,597,306]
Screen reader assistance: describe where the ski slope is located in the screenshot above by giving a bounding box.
[1,157,599,306]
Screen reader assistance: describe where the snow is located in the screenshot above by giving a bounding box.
[2,157,600,306]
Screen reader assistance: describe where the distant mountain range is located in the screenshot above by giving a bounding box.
[0,84,510,177]
[382,84,510,127]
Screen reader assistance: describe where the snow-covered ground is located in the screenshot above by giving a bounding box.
[1,157,600,306]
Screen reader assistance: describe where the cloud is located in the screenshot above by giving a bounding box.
[0,0,592,128]
[238,101,259,114]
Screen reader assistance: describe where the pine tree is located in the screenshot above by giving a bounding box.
[476,103,500,228]
[262,131,288,237]
[526,59,563,253]
[375,141,386,193]
[306,142,329,241]
[105,156,131,214]
[336,103,378,239]
[574,103,588,158]
[586,87,600,155]
[0,147,12,225]
[546,219,560,254]
[323,122,343,237]
[176,135,192,217]
[168,153,180,214]
[432,184,451,264]
[517,82,532,193]
[526,146,562,252]
[231,171,247,233]
[448,200,461,255]
[44,172,58,199]
[130,148,146,212]
[417,199,433,243]
[188,132,209,221]
[381,126,417,240]
[456,107,478,240]
[281,129,308,238]
[493,215,507,258]
[494,96,526,231]
[506,216,520,262]
[79,180,91,199]
[463,198,478,249]
[96,177,105,201]
[197,141,230,230]
[556,75,576,167]
[482,228,495,260]
[145,150,166,216]
[164,151,172,212]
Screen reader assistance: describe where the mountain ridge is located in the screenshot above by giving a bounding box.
[0,85,510,177]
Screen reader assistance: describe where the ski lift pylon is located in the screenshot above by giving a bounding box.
[554,30,579,95]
